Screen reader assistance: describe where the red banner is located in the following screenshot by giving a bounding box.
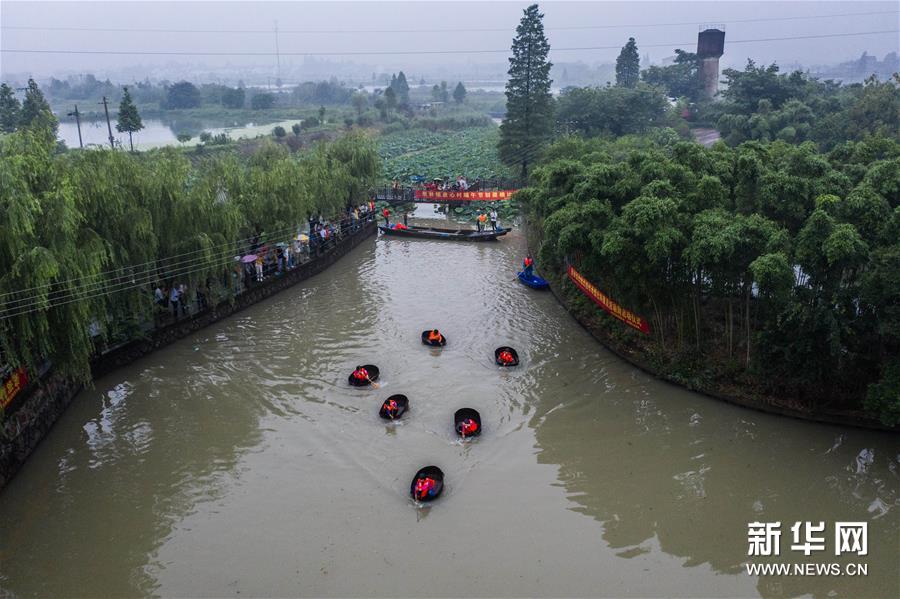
[567,265,650,334]
[0,367,29,410]
[414,189,516,202]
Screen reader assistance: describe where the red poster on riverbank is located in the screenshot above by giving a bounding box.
[414,190,516,202]
[0,367,28,410]
[567,265,650,335]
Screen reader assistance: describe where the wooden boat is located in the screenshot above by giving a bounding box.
[348,364,380,386]
[518,271,549,290]
[410,466,444,502]
[421,330,447,347]
[379,224,508,242]
[379,394,409,420]
[494,346,519,367]
[454,408,482,439]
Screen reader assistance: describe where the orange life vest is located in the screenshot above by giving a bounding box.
[428,330,441,342]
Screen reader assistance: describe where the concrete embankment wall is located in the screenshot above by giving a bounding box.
[0,221,377,489]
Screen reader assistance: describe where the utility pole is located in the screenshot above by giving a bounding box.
[99,96,115,149]
[67,105,83,149]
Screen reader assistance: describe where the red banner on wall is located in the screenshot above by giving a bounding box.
[567,265,650,335]
[414,189,516,202]
[0,367,29,410]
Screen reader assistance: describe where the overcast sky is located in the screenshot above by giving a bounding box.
[1,1,897,81]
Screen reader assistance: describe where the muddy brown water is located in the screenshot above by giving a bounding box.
[0,211,897,597]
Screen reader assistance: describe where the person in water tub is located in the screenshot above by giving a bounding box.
[497,349,516,366]
[352,365,369,383]
[414,476,438,500]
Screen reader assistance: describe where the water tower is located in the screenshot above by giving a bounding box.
[697,25,725,100]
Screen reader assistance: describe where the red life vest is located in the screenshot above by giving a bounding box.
[415,477,435,499]
[383,208,390,217]
[384,399,398,416]
[524,257,534,267]
[499,351,514,364]
[460,418,478,436]
[354,368,368,380]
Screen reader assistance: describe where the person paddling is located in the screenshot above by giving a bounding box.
[383,398,400,419]
[352,365,369,383]
[458,417,479,437]
[414,476,437,501]
[478,212,488,232]
[498,349,516,366]
[523,255,535,278]
[427,329,443,344]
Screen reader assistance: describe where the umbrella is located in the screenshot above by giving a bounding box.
[241,254,258,263]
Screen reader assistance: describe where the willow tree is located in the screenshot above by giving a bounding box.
[0,126,105,382]
[499,3,554,180]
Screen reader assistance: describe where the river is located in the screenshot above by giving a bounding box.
[0,209,897,597]
[57,118,302,150]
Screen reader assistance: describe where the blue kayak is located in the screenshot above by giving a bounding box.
[518,271,549,290]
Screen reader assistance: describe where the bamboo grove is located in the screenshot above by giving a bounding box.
[0,118,380,387]
[520,134,899,425]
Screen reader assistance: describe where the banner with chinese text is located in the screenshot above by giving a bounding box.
[414,190,516,202]
[0,367,29,410]
[567,265,650,334]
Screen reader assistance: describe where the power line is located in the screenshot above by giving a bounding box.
[1,10,896,35]
[0,224,301,301]
[2,29,897,58]
[0,220,364,319]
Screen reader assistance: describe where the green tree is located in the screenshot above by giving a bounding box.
[392,71,410,106]
[615,38,640,88]
[641,49,703,101]
[0,83,21,133]
[115,86,144,152]
[251,93,274,110]
[291,123,301,136]
[318,105,326,122]
[352,92,367,117]
[176,132,192,144]
[384,87,397,115]
[19,79,58,135]
[556,85,669,136]
[166,81,201,109]
[453,81,467,104]
[273,125,286,138]
[499,3,554,179]
[221,87,245,109]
